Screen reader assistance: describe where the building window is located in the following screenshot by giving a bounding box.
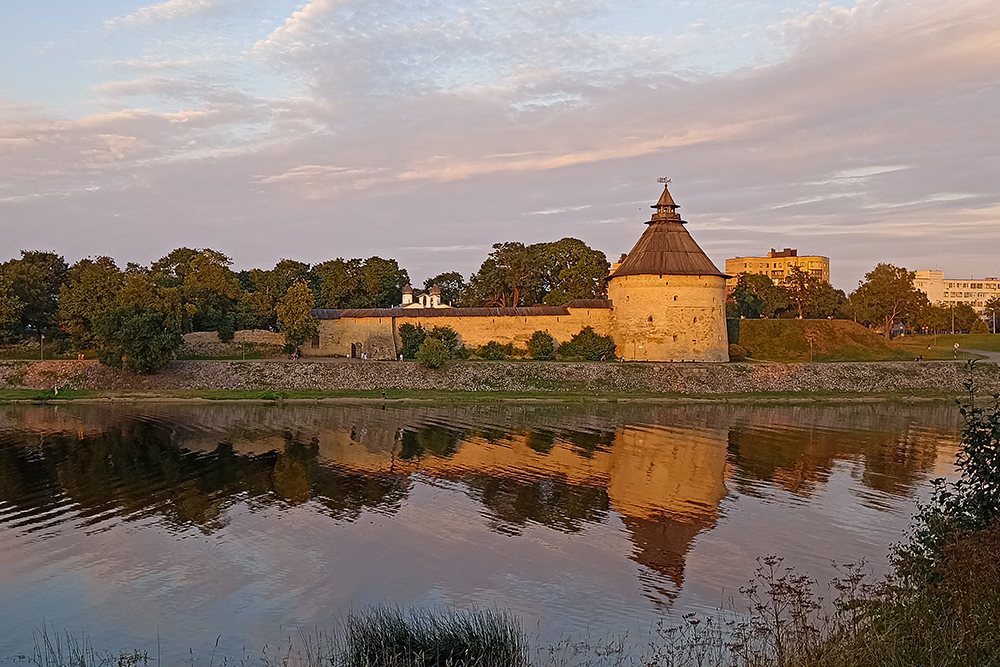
[648,316,653,322]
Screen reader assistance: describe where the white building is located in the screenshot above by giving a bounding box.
[400,284,452,309]
[913,270,1000,314]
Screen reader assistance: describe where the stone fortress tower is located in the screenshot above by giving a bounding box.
[607,181,729,362]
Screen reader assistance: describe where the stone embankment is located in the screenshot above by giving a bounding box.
[2,359,999,397]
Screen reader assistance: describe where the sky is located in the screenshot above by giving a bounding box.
[1,0,998,291]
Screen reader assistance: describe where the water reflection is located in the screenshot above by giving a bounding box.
[0,402,962,657]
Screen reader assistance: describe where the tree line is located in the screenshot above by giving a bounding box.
[0,238,611,370]
[727,263,999,338]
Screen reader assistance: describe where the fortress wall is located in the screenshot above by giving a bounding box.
[312,317,396,358]
[311,308,614,357]
[607,274,729,362]
[392,307,614,350]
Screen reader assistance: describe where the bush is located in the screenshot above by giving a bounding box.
[729,343,748,361]
[399,323,426,359]
[527,331,556,360]
[427,325,462,355]
[972,318,989,334]
[896,361,1000,583]
[558,326,616,361]
[453,345,471,360]
[477,340,511,360]
[94,306,183,374]
[416,337,449,368]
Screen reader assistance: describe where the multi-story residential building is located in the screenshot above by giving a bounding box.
[724,249,830,290]
[913,270,1000,314]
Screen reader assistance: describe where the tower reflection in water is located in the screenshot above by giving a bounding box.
[0,403,954,605]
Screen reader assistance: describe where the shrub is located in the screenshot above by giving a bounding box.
[477,340,511,360]
[453,345,472,360]
[416,337,449,368]
[527,331,556,360]
[729,343,748,361]
[972,318,989,334]
[896,360,1000,583]
[427,325,461,355]
[558,326,616,361]
[399,323,426,359]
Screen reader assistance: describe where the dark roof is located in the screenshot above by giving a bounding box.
[312,306,574,320]
[610,184,726,279]
[564,299,613,309]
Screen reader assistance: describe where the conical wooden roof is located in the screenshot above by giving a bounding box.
[610,185,726,279]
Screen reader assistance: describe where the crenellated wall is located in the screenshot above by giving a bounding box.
[607,274,729,362]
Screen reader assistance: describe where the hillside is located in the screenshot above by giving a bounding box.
[736,319,913,362]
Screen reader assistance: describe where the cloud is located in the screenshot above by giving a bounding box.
[107,0,232,27]
[254,0,353,51]
[4,0,1000,287]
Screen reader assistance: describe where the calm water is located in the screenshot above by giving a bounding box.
[0,401,962,661]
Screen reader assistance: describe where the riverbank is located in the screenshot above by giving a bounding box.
[1,358,998,402]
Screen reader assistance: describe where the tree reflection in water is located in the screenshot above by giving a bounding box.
[0,402,961,608]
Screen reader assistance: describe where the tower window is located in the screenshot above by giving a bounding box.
[648,316,653,323]
[673,295,677,301]
[693,316,698,323]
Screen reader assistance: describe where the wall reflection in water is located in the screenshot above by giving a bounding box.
[0,402,961,609]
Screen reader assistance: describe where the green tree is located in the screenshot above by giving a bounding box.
[465,242,543,307]
[182,252,242,334]
[527,330,556,360]
[117,273,185,332]
[236,290,275,330]
[314,257,409,308]
[953,303,982,333]
[0,274,24,342]
[423,272,466,305]
[849,264,928,338]
[0,250,69,337]
[558,326,616,361]
[803,282,848,319]
[94,306,183,374]
[275,281,318,349]
[416,337,449,368]
[398,323,427,359]
[536,238,609,305]
[984,295,1000,333]
[915,304,952,333]
[57,257,125,350]
[728,273,789,319]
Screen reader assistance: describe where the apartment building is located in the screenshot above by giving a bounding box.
[913,270,999,314]
[724,248,830,290]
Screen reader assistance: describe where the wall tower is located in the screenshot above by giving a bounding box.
[607,182,729,361]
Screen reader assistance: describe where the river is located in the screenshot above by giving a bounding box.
[0,401,962,662]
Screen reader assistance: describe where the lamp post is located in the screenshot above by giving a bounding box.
[40,333,44,361]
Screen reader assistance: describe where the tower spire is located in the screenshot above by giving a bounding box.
[650,177,682,223]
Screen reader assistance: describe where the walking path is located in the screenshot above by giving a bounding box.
[960,349,1000,363]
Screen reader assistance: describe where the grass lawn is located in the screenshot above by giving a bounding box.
[891,333,1000,359]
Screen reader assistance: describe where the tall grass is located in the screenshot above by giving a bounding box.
[340,606,528,667]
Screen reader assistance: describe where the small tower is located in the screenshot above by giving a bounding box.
[429,285,442,308]
[402,284,414,306]
[607,180,729,362]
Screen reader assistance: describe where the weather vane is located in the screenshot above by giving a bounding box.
[657,176,671,185]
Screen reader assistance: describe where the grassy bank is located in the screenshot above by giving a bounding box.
[736,319,914,362]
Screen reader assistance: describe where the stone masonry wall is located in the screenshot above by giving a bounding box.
[2,359,998,396]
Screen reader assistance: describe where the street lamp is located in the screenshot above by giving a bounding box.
[40,333,44,361]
